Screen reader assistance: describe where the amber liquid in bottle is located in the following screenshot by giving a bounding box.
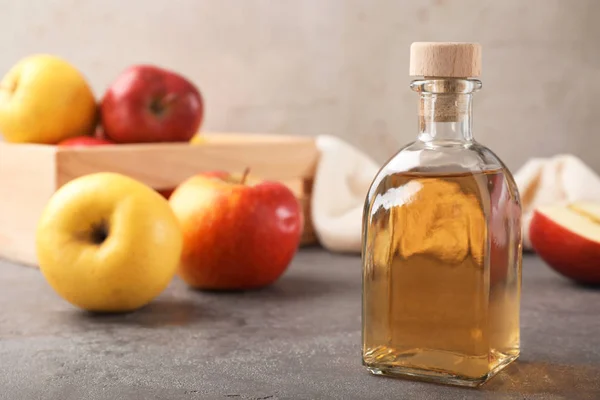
[362,168,521,386]
[361,43,522,387]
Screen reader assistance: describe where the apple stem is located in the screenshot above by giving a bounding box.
[161,93,178,107]
[150,93,178,115]
[241,167,251,185]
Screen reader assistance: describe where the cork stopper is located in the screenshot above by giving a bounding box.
[409,42,481,78]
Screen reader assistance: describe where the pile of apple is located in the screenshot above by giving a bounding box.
[0,54,305,314]
[35,168,304,313]
[0,54,204,146]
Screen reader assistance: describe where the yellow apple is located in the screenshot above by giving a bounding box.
[0,54,97,144]
[35,172,183,313]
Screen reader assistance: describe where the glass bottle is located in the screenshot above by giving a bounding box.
[361,42,522,387]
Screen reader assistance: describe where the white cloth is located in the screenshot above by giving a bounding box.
[514,154,600,249]
[310,136,600,253]
[310,135,379,253]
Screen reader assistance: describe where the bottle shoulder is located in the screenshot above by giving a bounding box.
[366,140,519,202]
[385,140,509,173]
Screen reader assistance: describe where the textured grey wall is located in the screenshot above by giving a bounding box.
[0,0,598,172]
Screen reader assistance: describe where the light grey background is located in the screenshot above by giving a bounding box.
[1,0,598,172]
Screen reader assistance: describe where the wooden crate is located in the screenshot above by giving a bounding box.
[0,132,320,267]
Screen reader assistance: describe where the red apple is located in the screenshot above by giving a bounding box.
[530,202,600,284]
[100,64,203,143]
[168,169,304,290]
[58,136,114,147]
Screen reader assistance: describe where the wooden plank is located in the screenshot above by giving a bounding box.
[298,195,317,245]
[55,136,319,189]
[0,143,57,266]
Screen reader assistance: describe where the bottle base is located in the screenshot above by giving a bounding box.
[363,352,519,388]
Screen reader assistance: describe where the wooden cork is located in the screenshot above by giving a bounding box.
[419,96,469,123]
[409,42,481,78]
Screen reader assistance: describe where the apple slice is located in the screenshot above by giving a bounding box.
[530,202,600,284]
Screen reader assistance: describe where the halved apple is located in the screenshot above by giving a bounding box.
[530,202,600,284]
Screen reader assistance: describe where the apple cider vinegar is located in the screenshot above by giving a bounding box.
[361,43,522,387]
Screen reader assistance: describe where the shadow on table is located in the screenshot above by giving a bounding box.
[484,360,600,398]
[570,281,600,291]
[259,273,355,300]
[67,273,344,328]
[73,298,217,328]
[187,273,356,303]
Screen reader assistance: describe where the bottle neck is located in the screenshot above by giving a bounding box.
[411,78,481,144]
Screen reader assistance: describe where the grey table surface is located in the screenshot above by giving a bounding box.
[1,247,599,400]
